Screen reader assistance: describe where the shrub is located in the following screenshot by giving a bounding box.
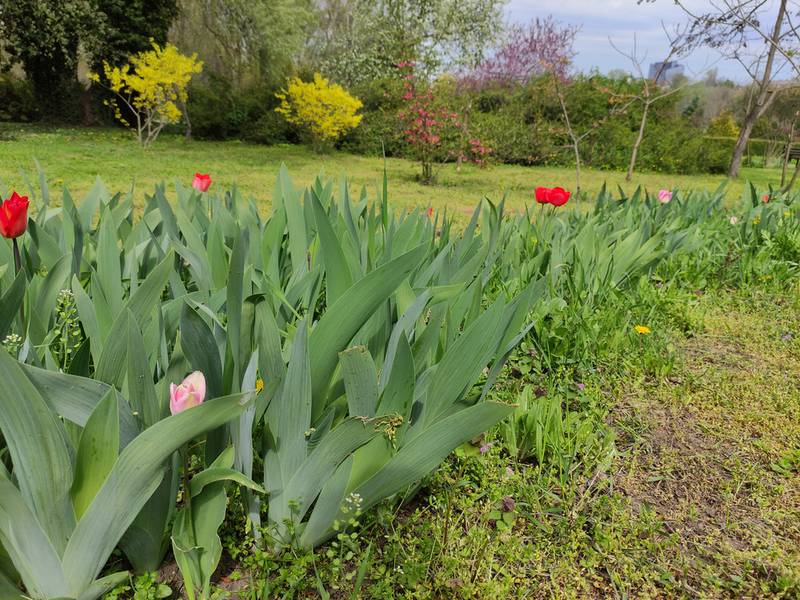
[0,75,38,122]
[91,42,203,147]
[275,73,363,151]
[188,76,295,144]
[338,107,406,156]
[707,110,740,137]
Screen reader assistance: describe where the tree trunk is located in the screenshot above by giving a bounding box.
[456,99,472,173]
[177,96,192,140]
[731,118,754,174]
[555,82,581,194]
[783,157,800,192]
[627,101,650,182]
[80,87,94,126]
[781,116,797,187]
[728,0,788,178]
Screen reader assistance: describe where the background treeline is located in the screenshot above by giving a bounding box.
[0,0,798,175]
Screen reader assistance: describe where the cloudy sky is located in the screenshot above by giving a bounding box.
[505,0,781,81]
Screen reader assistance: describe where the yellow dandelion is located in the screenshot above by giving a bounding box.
[256,378,264,393]
[634,325,651,335]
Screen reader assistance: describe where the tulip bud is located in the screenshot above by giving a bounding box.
[192,173,212,192]
[170,371,207,414]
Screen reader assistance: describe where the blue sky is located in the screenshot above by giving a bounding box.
[504,0,765,81]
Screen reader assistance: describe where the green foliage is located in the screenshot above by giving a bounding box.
[313,0,505,86]
[187,76,295,144]
[0,75,38,122]
[174,0,314,87]
[0,0,177,121]
[0,0,97,119]
[0,164,798,598]
[0,167,541,597]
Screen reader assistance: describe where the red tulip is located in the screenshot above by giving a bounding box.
[547,187,571,207]
[534,187,550,204]
[0,191,29,239]
[762,194,770,204]
[427,207,434,218]
[192,173,212,192]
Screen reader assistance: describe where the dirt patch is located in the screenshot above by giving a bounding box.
[617,396,756,535]
[610,321,800,597]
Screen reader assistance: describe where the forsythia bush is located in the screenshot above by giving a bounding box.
[92,43,203,147]
[275,73,363,150]
[707,110,740,138]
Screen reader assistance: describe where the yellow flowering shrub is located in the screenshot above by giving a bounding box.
[91,43,202,147]
[707,110,740,138]
[275,74,363,149]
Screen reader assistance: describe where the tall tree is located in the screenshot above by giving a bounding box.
[0,0,99,119]
[460,17,579,89]
[172,0,313,86]
[609,31,691,181]
[310,0,505,87]
[655,0,800,178]
[0,0,178,120]
[92,0,178,67]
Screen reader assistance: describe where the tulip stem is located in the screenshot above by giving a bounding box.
[182,449,198,545]
[12,238,24,326]
[12,238,20,275]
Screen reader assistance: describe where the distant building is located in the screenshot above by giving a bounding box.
[648,61,685,83]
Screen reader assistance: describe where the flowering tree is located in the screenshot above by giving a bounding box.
[459,17,592,190]
[92,42,203,147]
[398,62,489,184]
[275,73,363,152]
[461,17,579,89]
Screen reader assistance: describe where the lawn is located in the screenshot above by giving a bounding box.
[0,123,785,215]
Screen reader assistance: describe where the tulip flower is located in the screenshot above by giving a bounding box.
[427,207,434,218]
[192,173,212,192]
[535,187,571,206]
[657,189,672,203]
[1,191,29,277]
[170,371,206,414]
[0,191,29,240]
[547,187,571,207]
[534,187,550,204]
[762,194,770,204]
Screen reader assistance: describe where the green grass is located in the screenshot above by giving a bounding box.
[0,123,785,217]
[156,281,794,599]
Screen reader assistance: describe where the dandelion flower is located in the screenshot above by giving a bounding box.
[634,325,651,335]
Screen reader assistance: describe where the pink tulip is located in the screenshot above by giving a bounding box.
[657,189,672,204]
[192,173,212,192]
[170,371,206,415]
